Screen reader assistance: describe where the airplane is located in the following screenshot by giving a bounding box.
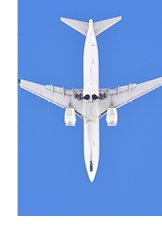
[19,16,162,182]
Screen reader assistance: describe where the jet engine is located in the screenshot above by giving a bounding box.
[106,108,118,126]
[64,107,76,126]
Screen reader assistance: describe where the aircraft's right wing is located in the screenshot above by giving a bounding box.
[19,79,84,118]
[99,77,162,118]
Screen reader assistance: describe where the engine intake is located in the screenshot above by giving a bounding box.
[64,107,76,126]
[106,108,118,126]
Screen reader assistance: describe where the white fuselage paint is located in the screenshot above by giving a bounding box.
[83,19,99,182]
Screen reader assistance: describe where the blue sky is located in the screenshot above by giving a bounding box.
[18,0,162,215]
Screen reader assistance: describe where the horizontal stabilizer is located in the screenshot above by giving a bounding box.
[60,17,88,36]
[94,16,122,36]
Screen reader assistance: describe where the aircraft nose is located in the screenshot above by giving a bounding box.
[88,172,96,182]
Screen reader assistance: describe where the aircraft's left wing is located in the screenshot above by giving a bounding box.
[99,77,162,118]
[19,79,83,117]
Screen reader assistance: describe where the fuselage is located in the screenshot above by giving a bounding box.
[20,16,162,182]
[83,19,99,182]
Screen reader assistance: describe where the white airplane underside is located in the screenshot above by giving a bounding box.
[19,16,162,182]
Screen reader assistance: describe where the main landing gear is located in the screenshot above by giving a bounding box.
[82,94,99,100]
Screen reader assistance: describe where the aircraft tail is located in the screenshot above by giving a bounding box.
[60,16,122,36]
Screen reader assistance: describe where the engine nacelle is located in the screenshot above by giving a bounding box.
[64,107,76,126]
[106,108,118,126]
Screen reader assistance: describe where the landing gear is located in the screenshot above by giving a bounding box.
[74,93,82,100]
[92,94,99,100]
[99,92,107,100]
[90,161,93,172]
[82,94,90,100]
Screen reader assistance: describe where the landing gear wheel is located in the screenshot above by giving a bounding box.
[90,161,93,172]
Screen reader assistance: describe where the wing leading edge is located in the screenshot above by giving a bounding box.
[99,77,162,117]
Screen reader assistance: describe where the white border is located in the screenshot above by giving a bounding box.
[0,0,17,218]
[0,0,161,233]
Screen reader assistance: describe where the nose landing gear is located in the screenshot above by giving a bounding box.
[90,161,93,172]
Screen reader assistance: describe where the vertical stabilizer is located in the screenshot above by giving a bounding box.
[94,16,122,36]
[60,17,88,36]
